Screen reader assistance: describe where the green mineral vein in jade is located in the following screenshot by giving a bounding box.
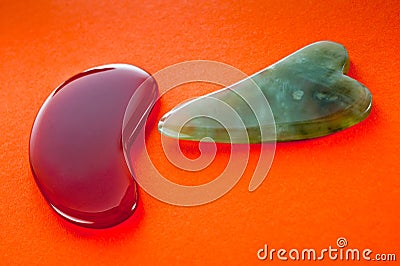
[158,41,372,143]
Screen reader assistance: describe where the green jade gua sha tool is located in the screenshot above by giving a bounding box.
[158,41,372,143]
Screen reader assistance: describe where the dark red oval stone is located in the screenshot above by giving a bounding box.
[29,64,157,228]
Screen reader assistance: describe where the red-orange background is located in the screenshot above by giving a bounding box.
[1,1,399,265]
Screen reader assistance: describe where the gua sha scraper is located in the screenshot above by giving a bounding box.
[158,41,372,143]
[29,64,157,228]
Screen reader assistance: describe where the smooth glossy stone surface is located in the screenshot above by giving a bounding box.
[29,64,158,228]
[158,41,372,143]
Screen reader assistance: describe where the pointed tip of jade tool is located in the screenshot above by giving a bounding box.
[158,41,372,143]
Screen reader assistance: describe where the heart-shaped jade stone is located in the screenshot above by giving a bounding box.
[158,41,372,143]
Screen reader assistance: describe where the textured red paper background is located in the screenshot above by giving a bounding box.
[1,1,399,265]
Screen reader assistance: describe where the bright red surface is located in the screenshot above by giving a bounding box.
[1,1,399,265]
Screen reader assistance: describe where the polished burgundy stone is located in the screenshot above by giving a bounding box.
[29,64,158,228]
